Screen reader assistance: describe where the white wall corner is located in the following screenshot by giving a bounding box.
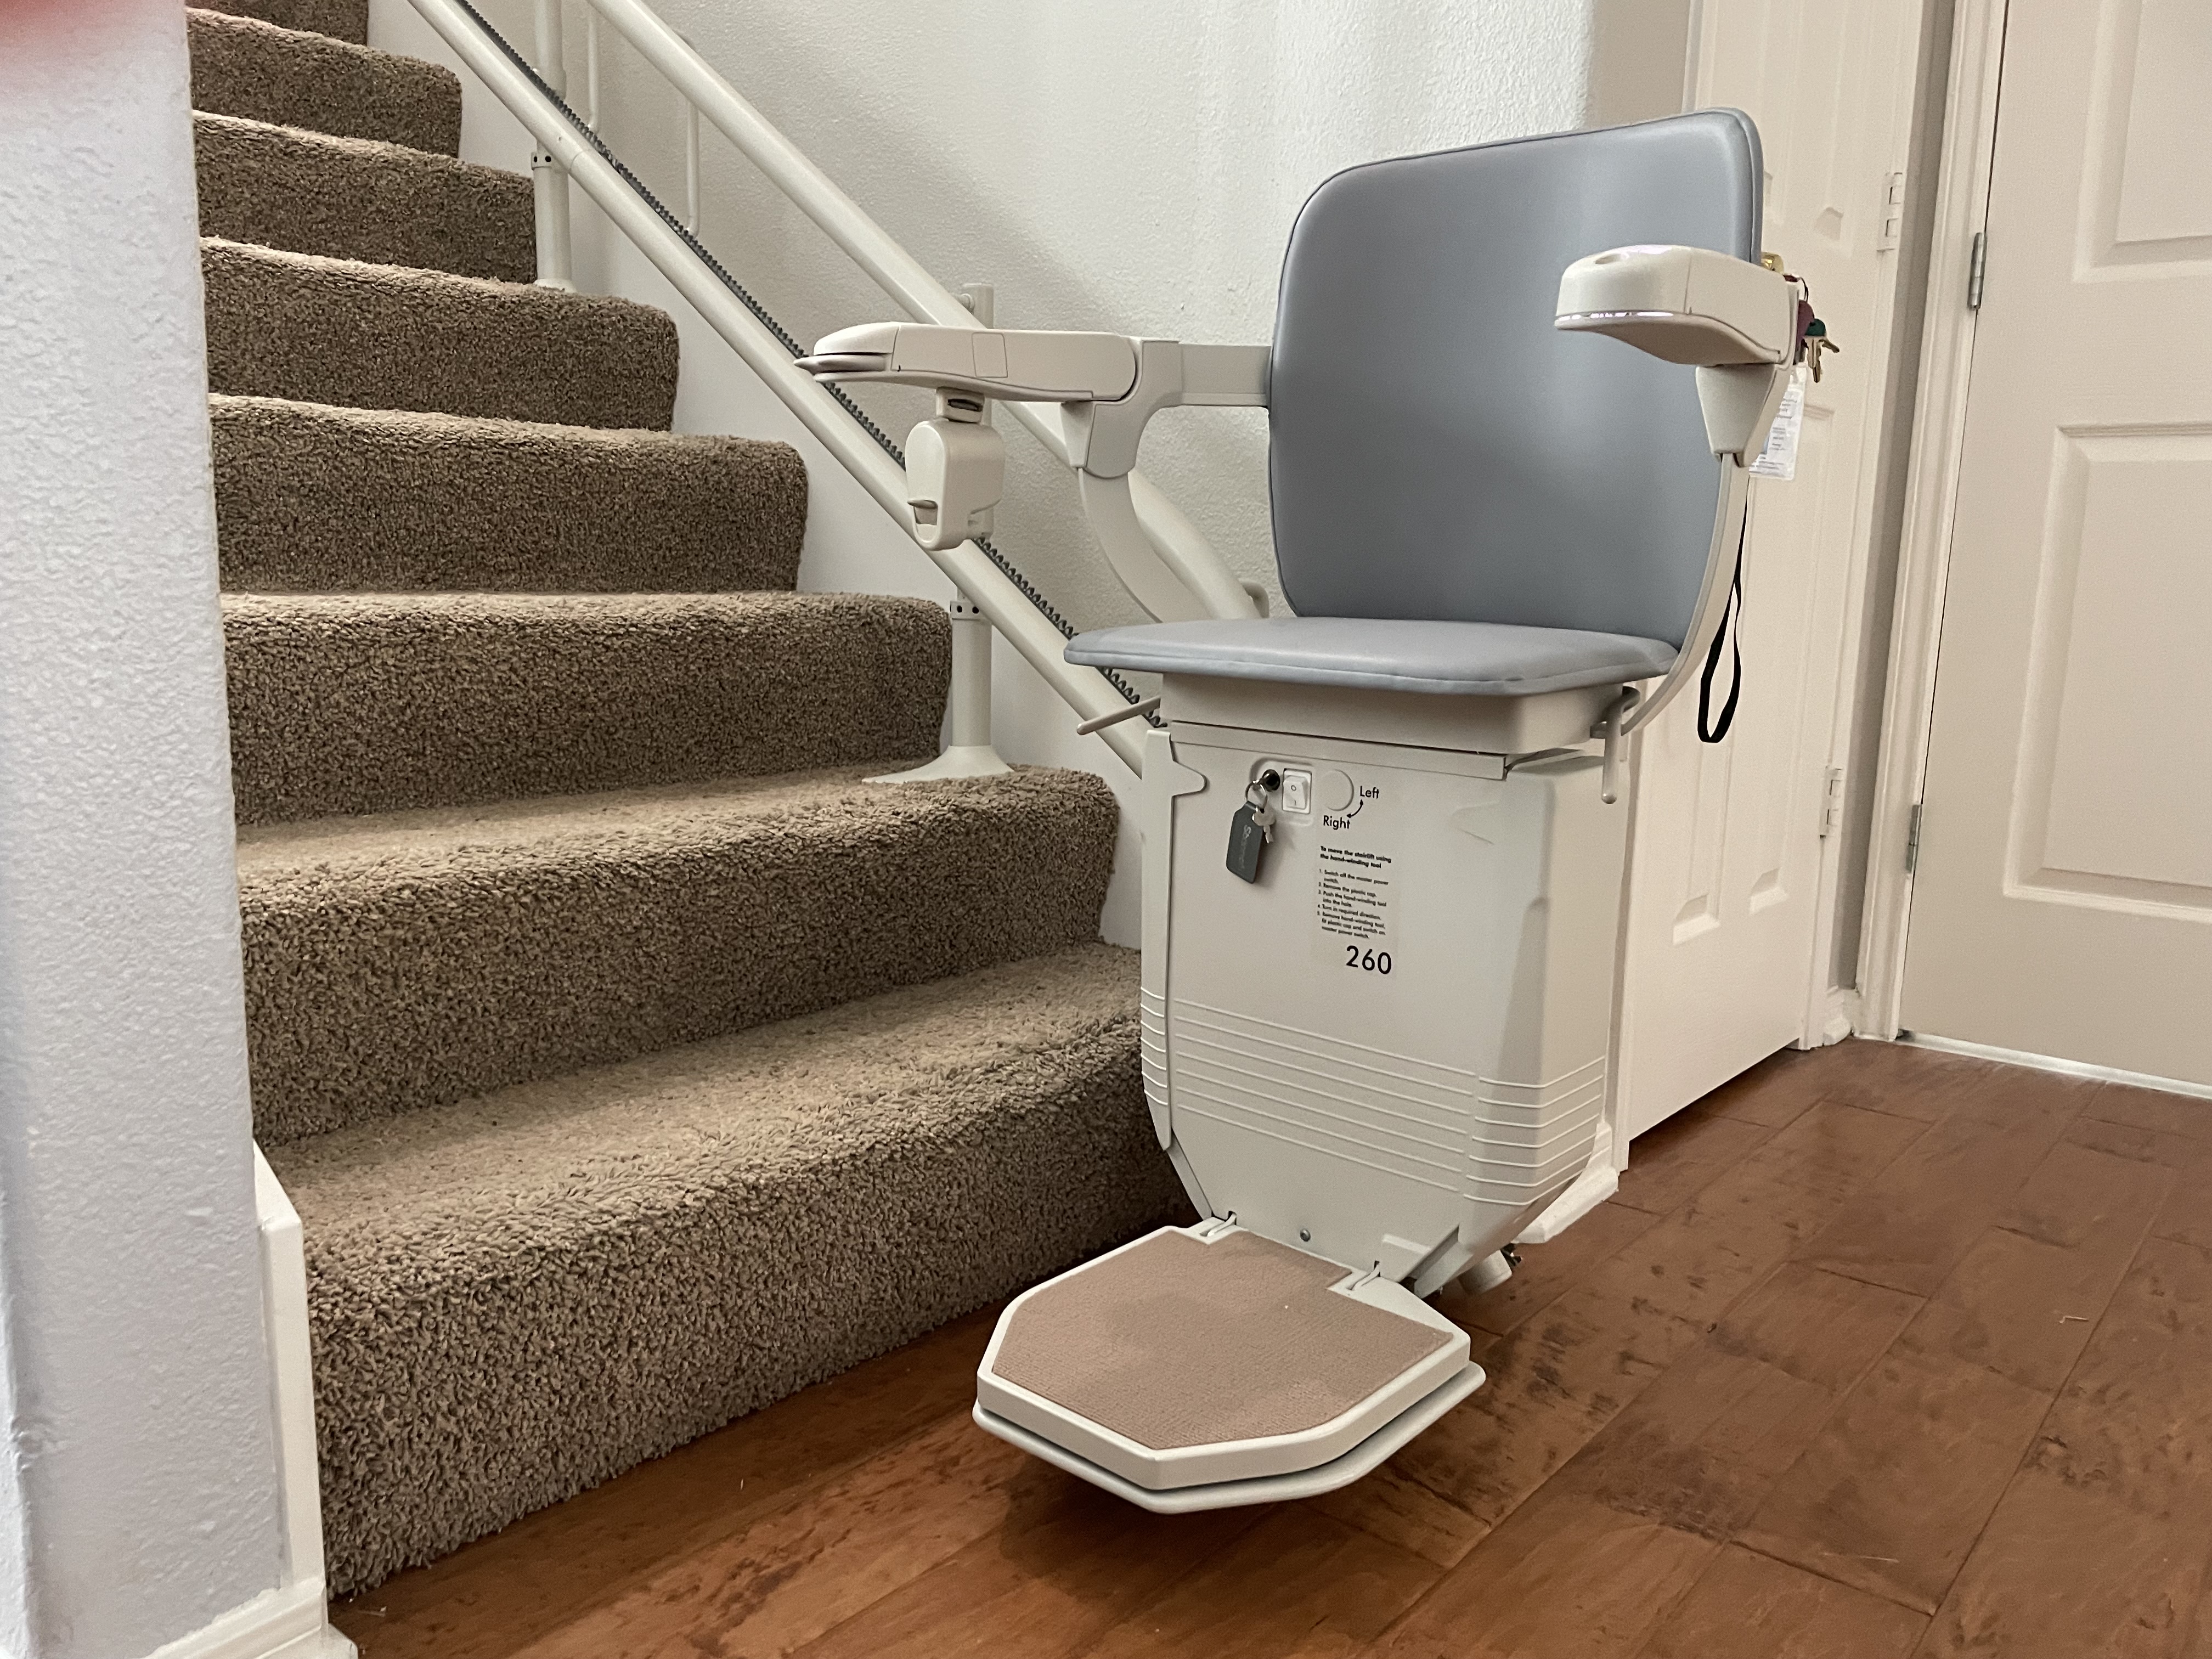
[144,1584,352,1659]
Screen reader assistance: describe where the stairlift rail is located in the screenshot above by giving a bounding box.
[570,0,1246,624]
[408,0,1165,774]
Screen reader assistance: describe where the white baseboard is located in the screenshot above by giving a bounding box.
[1897,1031,2212,1102]
[145,1581,354,1659]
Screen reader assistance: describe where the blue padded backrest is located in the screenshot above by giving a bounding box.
[1268,112,1761,648]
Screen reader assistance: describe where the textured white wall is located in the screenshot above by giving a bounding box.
[0,2,285,1654]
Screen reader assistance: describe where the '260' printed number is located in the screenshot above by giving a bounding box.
[1344,945,1392,974]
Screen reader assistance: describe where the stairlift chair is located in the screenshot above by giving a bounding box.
[799,112,1810,1512]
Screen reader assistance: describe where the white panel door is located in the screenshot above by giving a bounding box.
[1615,0,1923,1138]
[1903,0,2212,1088]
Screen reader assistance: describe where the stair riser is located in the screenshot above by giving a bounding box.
[203,241,679,429]
[195,114,533,282]
[224,597,948,821]
[195,0,368,43]
[189,11,462,154]
[243,778,1119,1141]
[300,1025,1177,1592]
[212,398,808,593]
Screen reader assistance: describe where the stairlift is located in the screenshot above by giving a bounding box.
[799,113,1813,1511]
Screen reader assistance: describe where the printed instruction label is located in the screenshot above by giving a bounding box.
[1749,368,1805,481]
[1317,843,1393,944]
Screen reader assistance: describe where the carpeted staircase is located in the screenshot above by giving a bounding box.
[188,0,1177,1594]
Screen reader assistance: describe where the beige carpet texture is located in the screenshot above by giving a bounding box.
[211,396,808,592]
[238,769,1122,1142]
[269,946,1181,1592]
[203,239,681,428]
[190,9,461,153]
[194,9,1164,1596]
[198,0,368,43]
[222,590,951,818]
[196,111,535,281]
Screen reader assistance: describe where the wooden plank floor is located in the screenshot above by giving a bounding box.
[334,1040,2212,1658]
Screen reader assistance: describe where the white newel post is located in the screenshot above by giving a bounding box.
[531,0,575,289]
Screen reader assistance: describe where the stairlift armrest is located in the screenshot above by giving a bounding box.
[798,325,1268,466]
[1554,244,1803,460]
[798,321,1142,403]
[1554,244,1796,366]
[798,324,1267,621]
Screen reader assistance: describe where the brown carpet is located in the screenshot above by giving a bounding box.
[270,944,1181,1592]
[195,112,534,281]
[238,768,1121,1142]
[990,1229,1454,1450]
[194,9,1162,1596]
[203,239,680,428]
[211,396,807,591]
[196,0,366,43]
[189,10,461,153]
[222,590,950,819]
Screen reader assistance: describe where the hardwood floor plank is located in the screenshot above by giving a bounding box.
[1917,1238,2212,1658]
[1389,1103,1926,1530]
[1613,1104,1781,1217]
[1075,1508,1438,1659]
[334,1307,995,1658]
[1734,1343,2051,1614]
[1795,1040,1997,1124]
[791,1476,1261,1659]
[1634,1543,1928,1658]
[1792,1068,2093,1297]
[1547,1263,1920,1541]
[1903,1139,2173,1392]
[1698,1047,1827,1129]
[1440,1200,1658,1340]
[1363,1491,1714,1659]
[2083,1081,2212,1145]
[2067,1113,2212,1254]
[1308,1459,1494,1570]
[507,1410,1040,1659]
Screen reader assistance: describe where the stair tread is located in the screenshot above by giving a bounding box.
[222,589,950,820]
[193,0,368,44]
[202,238,678,429]
[238,764,1119,1143]
[272,939,1141,1233]
[273,940,1173,1590]
[188,8,461,154]
[210,394,806,592]
[195,110,533,281]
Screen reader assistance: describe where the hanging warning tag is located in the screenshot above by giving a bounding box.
[1750,368,1806,482]
[1226,802,1269,883]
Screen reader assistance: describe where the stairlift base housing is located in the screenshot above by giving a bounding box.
[969,682,1628,1503]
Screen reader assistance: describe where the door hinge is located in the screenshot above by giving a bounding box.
[1967,230,1988,309]
[1819,766,1846,837]
[1877,171,1906,252]
[1905,802,1924,873]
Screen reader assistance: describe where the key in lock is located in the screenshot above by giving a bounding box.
[1226,769,1282,884]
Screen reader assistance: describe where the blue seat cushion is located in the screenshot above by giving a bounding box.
[1065,616,1675,697]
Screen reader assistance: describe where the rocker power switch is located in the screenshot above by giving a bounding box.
[1281,769,1312,814]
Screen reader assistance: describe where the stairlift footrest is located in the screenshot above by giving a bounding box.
[973,1360,1485,1514]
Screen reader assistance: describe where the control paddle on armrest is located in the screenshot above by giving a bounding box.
[1555,243,1807,460]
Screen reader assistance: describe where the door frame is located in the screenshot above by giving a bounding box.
[1856,0,2011,1035]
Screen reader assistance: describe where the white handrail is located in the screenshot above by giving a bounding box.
[577,0,1246,622]
[409,0,1149,772]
